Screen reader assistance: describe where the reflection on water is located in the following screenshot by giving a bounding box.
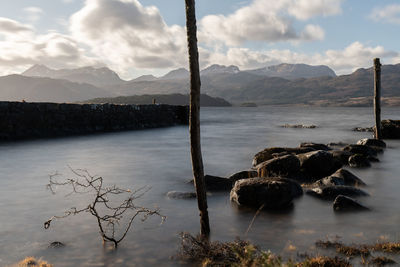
[1,106,400,266]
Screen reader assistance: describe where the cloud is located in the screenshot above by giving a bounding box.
[287,0,343,20]
[23,7,44,23]
[203,42,399,75]
[370,4,400,24]
[69,0,187,72]
[0,19,98,76]
[199,0,342,46]
[0,18,33,35]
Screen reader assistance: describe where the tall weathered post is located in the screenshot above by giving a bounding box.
[374,58,382,140]
[184,0,210,238]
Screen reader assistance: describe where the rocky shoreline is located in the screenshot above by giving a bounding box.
[169,134,395,213]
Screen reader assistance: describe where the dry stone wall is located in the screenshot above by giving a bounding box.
[0,101,188,141]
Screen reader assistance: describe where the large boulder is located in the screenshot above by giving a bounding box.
[342,144,377,157]
[357,138,386,148]
[227,170,258,183]
[252,147,315,166]
[230,177,302,209]
[297,150,340,179]
[330,168,366,186]
[300,142,331,151]
[306,185,369,200]
[349,154,371,168]
[329,150,352,165]
[256,154,300,178]
[333,195,370,212]
[381,119,400,139]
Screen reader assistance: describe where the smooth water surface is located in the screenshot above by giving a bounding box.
[1,106,400,266]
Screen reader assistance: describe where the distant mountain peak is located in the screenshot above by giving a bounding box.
[22,64,53,76]
[21,64,123,87]
[160,68,189,80]
[201,64,240,76]
[132,74,157,82]
[247,63,336,79]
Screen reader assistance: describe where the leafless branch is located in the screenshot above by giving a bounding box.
[44,168,166,248]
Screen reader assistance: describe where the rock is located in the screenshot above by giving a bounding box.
[313,176,345,187]
[333,195,370,211]
[297,150,340,179]
[49,241,65,248]
[300,142,331,151]
[204,175,233,191]
[252,147,315,166]
[227,170,258,183]
[329,150,352,165]
[343,144,378,157]
[281,124,316,129]
[367,156,380,162]
[330,168,366,186]
[166,191,196,199]
[352,127,373,132]
[349,154,371,168]
[306,185,369,200]
[230,177,303,209]
[328,142,349,148]
[256,154,300,178]
[381,119,400,139]
[357,138,386,148]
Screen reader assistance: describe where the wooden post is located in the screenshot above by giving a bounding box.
[185,0,210,238]
[152,98,156,105]
[374,58,382,140]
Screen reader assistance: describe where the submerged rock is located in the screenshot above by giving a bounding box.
[333,195,370,212]
[167,191,196,199]
[204,175,233,191]
[281,124,317,129]
[329,150,353,165]
[357,138,386,148]
[306,185,369,200]
[252,147,315,166]
[353,127,374,132]
[230,177,303,209]
[256,154,300,178]
[227,170,258,183]
[297,150,340,179]
[343,144,377,157]
[300,142,331,151]
[49,241,65,248]
[191,175,233,191]
[349,154,371,168]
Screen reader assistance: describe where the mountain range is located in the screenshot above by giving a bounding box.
[0,62,398,106]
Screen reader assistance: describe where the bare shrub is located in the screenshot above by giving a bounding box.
[44,168,165,248]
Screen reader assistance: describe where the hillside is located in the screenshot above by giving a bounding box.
[83,93,232,107]
[11,62,400,106]
[0,74,114,102]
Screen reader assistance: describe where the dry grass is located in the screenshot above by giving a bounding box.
[315,240,370,257]
[298,256,351,267]
[372,242,400,253]
[10,257,53,267]
[177,233,351,267]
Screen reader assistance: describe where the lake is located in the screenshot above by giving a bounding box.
[1,106,400,266]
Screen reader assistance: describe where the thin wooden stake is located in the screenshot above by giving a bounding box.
[185,0,210,239]
[374,58,382,140]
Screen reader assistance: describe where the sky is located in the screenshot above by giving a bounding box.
[0,0,399,79]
